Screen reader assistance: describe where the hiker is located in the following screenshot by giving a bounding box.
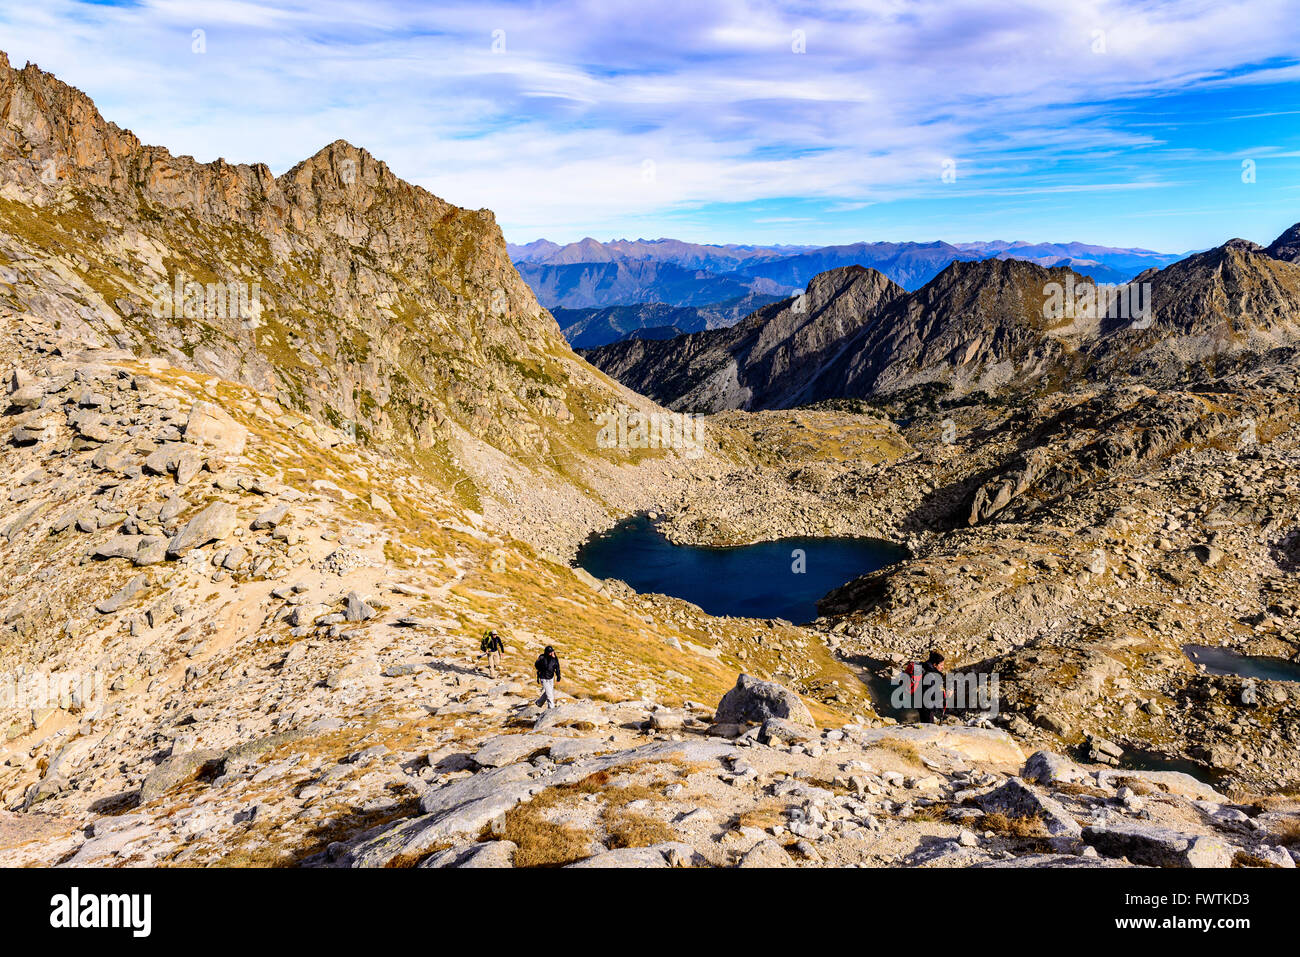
[534,645,561,709]
[902,650,949,724]
[480,630,505,678]
[917,650,949,724]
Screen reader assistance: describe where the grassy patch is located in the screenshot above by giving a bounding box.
[1272,818,1300,849]
[732,800,787,832]
[870,737,922,765]
[501,804,596,869]
[605,810,675,849]
[979,812,1048,839]
[1232,851,1283,869]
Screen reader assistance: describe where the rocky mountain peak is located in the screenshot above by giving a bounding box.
[0,50,687,553]
[1266,222,1300,263]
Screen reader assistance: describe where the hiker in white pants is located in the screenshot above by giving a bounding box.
[534,645,561,709]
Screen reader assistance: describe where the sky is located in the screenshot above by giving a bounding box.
[2,0,1298,252]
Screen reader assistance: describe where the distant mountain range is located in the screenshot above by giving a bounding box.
[511,237,1187,347]
[580,224,1300,413]
[551,292,784,349]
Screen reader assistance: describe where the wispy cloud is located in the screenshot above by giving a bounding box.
[1,0,1297,247]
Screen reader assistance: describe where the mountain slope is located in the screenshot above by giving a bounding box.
[582,266,904,412]
[587,227,1300,412]
[0,51,707,551]
[1089,235,1300,381]
[514,258,793,310]
[552,292,784,348]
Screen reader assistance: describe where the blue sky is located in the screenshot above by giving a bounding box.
[3,0,1298,252]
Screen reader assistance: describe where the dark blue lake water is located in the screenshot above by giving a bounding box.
[575,515,905,624]
[1183,644,1300,683]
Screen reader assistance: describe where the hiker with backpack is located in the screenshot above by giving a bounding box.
[900,650,950,724]
[479,630,505,678]
[534,645,562,709]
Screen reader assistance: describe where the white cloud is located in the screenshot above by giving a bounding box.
[0,0,1296,241]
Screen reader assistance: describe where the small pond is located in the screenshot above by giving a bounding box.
[1183,644,1300,684]
[575,515,905,625]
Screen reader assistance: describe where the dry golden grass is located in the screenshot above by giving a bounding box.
[980,812,1048,838]
[870,737,922,765]
[1052,781,1109,798]
[908,802,950,823]
[733,799,787,831]
[499,759,701,866]
[605,810,675,849]
[1272,818,1300,848]
[1111,775,1160,797]
[1232,850,1282,869]
[502,804,596,869]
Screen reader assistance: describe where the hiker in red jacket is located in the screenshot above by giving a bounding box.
[902,650,949,723]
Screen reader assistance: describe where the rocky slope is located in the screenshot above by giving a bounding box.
[581,266,905,412]
[588,231,1300,412]
[0,51,722,556]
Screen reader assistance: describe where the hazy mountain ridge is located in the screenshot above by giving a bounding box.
[585,228,1300,411]
[552,292,786,348]
[515,236,1185,345]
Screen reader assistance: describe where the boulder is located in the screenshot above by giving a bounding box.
[166,501,238,557]
[714,674,813,727]
[471,733,556,768]
[92,534,143,562]
[251,504,290,529]
[972,779,1082,837]
[420,841,518,869]
[566,842,701,868]
[1096,768,1224,802]
[760,717,817,746]
[1022,750,1089,787]
[138,749,224,804]
[95,574,147,614]
[738,839,791,868]
[344,591,376,622]
[1082,821,1235,868]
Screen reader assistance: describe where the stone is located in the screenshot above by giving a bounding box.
[738,839,791,868]
[166,501,238,557]
[649,711,685,731]
[472,734,557,768]
[1082,821,1235,868]
[96,574,147,614]
[251,504,290,529]
[344,591,376,622]
[139,749,224,804]
[760,716,817,745]
[92,534,143,562]
[421,841,517,869]
[566,842,700,869]
[1096,768,1224,802]
[714,674,813,727]
[1021,750,1089,787]
[973,779,1082,837]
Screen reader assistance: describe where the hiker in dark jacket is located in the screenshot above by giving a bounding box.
[480,630,505,678]
[917,650,949,724]
[534,645,561,709]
